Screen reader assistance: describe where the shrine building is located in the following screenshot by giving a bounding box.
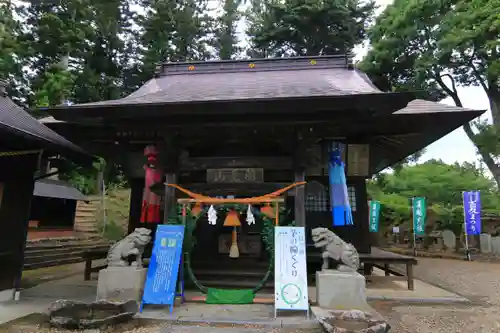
[39,55,484,288]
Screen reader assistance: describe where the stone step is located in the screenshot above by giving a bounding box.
[25,239,109,250]
[25,244,109,257]
[194,278,275,290]
[193,269,267,278]
[25,247,108,264]
[23,256,85,270]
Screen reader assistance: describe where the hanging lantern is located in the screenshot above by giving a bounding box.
[140,145,162,224]
[224,210,241,258]
[261,203,275,218]
[191,202,203,217]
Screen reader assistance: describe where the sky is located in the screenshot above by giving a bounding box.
[233,0,490,166]
[352,0,491,166]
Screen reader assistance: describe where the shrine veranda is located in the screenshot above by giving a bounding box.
[41,55,485,282]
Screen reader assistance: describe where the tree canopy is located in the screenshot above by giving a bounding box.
[369,160,500,234]
[360,0,500,186]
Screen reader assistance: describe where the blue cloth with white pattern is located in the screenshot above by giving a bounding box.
[329,149,353,226]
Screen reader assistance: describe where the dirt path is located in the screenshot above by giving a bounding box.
[372,257,500,333]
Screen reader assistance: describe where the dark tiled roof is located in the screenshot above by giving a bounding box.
[64,67,381,108]
[394,99,478,114]
[0,94,92,162]
[34,178,87,201]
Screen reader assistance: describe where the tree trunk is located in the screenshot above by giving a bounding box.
[436,74,500,187]
[462,122,500,186]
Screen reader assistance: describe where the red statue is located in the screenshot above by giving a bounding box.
[140,145,163,223]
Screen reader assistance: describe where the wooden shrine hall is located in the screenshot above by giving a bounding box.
[0,80,93,300]
[41,55,485,286]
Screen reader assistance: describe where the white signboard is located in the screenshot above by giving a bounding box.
[274,227,309,314]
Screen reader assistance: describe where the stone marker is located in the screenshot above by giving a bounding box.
[480,233,492,253]
[96,267,147,304]
[311,228,369,311]
[491,236,500,255]
[97,228,151,305]
[316,270,369,311]
[442,229,456,251]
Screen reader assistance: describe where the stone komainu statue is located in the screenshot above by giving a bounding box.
[107,228,152,268]
[311,227,360,272]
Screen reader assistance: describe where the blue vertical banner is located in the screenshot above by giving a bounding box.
[368,200,381,232]
[328,143,353,226]
[142,224,185,313]
[463,191,481,235]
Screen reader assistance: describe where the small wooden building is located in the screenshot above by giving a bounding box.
[27,179,87,240]
[41,55,484,280]
[0,80,92,300]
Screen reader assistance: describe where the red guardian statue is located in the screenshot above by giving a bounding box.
[140,145,163,224]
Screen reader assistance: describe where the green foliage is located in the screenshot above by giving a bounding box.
[100,220,126,241]
[213,0,243,59]
[360,0,500,185]
[246,0,376,57]
[369,160,500,232]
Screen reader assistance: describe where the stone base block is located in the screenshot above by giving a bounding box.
[316,270,368,311]
[96,267,147,304]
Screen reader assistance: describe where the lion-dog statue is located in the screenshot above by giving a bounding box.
[311,227,360,272]
[107,227,152,268]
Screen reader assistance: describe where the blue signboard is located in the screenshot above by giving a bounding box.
[141,224,185,313]
[463,191,481,235]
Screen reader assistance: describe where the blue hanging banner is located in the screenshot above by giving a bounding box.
[328,143,353,226]
[463,191,481,235]
[141,224,185,313]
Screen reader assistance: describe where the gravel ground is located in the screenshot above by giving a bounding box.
[371,257,500,333]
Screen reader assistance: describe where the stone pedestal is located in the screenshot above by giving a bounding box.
[316,270,368,311]
[96,267,147,304]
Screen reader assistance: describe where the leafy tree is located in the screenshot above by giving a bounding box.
[0,1,29,102]
[246,0,376,57]
[138,0,214,81]
[368,160,500,232]
[360,0,500,186]
[213,0,243,60]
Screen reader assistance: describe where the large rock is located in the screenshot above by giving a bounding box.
[312,307,390,333]
[316,270,369,311]
[96,267,147,304]
[48,299,137,329]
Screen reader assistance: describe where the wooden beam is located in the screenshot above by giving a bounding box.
[180,156,293,170]
[151,182,295,196]
[177,197,285,204]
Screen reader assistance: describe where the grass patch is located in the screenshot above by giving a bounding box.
[95,188,131,241]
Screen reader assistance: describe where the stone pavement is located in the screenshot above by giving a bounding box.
[372,258,500,333]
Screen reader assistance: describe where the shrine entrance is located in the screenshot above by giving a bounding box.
[165,183,304,302]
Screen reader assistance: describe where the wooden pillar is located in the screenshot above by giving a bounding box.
[294,171,306,227]
[127,178,144,234]
[293,132,306,227]
[356,177,370,254]
[159,138,180,224]
[0,155,37,298]
[163,173,177,223]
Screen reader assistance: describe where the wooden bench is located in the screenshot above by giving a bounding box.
[360,248,418,290]
[83,250,152,281]
[82,249,108,281]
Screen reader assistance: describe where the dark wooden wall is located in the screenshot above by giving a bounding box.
[0,155,37,292]
[29,198,77,229]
